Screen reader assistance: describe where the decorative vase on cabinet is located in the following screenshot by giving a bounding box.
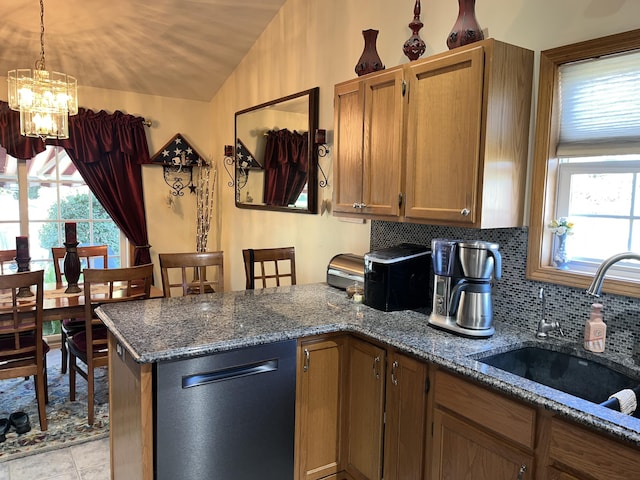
[403,0,427,61]
[355,29,385,76]
[446,0,484,50]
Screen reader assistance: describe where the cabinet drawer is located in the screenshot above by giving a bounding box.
[434,370,536,449]
[549,418,640,479]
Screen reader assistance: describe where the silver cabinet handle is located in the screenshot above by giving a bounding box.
[460,208,470,216]
[352,202,360,208]
[303,348,310,372]
[391,360,399,386]
[516,465,527,480]
[373,355,381,379]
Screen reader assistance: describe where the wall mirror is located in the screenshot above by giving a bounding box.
[234,87,319,214]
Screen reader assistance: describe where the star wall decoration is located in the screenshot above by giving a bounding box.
[151,133,206,196]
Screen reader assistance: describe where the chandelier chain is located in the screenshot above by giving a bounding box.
[37,0,46,70]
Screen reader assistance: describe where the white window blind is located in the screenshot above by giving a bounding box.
[557,49,640,157]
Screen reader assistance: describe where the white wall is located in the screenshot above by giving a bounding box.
[209,0,640,291]
[3,0,639,291]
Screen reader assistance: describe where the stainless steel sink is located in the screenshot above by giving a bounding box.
[477,346,640,417]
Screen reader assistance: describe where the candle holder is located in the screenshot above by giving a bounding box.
[15,256,34,297]
[63,242,82,293]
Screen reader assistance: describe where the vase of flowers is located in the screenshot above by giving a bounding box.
[549,217,574,269]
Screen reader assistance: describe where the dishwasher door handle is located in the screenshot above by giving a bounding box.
[182,358,279,388]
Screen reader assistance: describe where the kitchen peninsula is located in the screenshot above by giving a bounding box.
[97,284,640,480]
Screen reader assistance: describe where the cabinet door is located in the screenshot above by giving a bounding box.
[431,409,532,480]
[547,468,584,480]
[404,45,485,224]
[334,79,364,214]
[361,68,405,217]
[344,338,386,480]
[108,333,154,480]
[295,337,344,480]
[548,417,640,480]
[383,353,428,480]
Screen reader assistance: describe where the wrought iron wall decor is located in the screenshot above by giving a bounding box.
[314,128,329,188]
[151,133,204,196]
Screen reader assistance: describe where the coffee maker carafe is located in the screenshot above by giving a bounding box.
[428,239,501,338]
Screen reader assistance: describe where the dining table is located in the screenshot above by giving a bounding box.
[0,282,165,322]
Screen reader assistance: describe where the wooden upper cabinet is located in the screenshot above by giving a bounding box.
[362,67,404,217]
[334,80,364,214]
[404,46,484,224]
[333,38,533,228]
[333,67,405,218]
[405,39,534,227]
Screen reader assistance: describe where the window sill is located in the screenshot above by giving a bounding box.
[526,263,640,298]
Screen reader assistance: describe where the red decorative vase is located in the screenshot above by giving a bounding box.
[355,29,385,76]
[446,0,484,50]
[403,0,427,61]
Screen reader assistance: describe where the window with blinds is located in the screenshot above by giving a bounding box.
[554,48,640,276]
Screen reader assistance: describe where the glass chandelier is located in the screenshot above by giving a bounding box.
[7,0,78,140]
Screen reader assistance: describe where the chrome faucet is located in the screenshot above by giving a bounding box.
[586,252,640,296]
[536,287,564,338]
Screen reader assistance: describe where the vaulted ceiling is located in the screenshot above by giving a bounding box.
[0,0,287,102]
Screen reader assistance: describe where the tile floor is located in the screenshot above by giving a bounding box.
[0,348,110,480]
[0,436,109,480]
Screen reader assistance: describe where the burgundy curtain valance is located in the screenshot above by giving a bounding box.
[0,101,46,160]
[63,108,151,165]
[0,102,150,163]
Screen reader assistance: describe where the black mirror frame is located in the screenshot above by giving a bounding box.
[234,87,319,214]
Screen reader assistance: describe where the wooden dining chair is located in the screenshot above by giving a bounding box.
[52,245,109,288]
[67,263,153,425]
[159,251,224,297]
[242,247,296,289]
[52,245,109,374]
[0,249,17,274]
[0,270,49,431]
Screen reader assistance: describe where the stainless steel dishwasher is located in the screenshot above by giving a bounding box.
[154,340,297,480]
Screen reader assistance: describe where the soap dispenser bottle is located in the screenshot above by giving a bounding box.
[584,303,606,353]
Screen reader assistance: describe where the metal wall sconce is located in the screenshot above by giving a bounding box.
[314,129,329,188]
[223,144,250,190]
[223,144,236,188]
[151,133,204,196]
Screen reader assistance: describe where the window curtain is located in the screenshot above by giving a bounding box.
[0,102,152,266]
[263,129,308,206]
[0,102,46,159]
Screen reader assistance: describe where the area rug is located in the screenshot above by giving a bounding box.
[0,350,109,462]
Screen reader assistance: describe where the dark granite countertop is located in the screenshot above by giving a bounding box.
[96,283,640,447]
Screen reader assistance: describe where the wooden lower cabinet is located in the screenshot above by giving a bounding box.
[432,409,533,480]
[383,351,428,480]
[343,337,386,480]
[295,336,345,480]
[431,370,535,480]
[547,468,582,480]
[343,339,429,480]
[545,417,640,480]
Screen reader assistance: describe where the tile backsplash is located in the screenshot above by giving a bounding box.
[371,221,640,359]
